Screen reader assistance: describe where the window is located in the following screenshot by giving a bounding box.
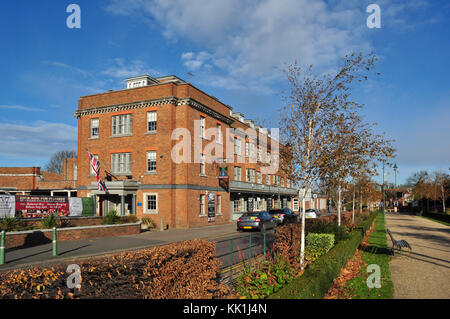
[200,116,205,138]
[112,114,132,136]
[245,142,249,157]
[266,174,271,185]
[146,151,156,173]
[266,152,271,163]
[234,138,241,155]
[217,195,222,214]
[248,142,256,159]
[111,153,131,174]
[234,198,244,212]
[147,111,157,132]
[257,171,262,184]
[200,194,206,216]
[144,193,158,214]
[281,178,284,187]
[91,118,99,138]
[257,148,262,162]
[200,153,205,175]
[246,169,255,183]
[234,166,241,181]
[89,155,98,175]
[217,124,222,144]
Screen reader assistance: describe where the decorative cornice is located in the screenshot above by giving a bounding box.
[73,96,235,125]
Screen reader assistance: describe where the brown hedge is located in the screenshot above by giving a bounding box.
[0,239,230,299]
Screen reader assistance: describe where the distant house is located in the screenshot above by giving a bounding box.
[0,158,77,197]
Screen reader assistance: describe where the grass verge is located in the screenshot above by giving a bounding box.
[343,213,394,299]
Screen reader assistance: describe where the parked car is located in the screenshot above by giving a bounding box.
[237,211,276,232]
[300,208,321,219]
[269,208,299,225]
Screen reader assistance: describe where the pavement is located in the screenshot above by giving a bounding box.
[386,212,450,299]
[0,222,249,272]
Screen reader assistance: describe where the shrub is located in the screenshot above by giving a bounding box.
[306,233,335,252]
[0,217,19,232]
[306,221,349,243]
[40,213,59,229]
[141,217,156,229]
[102,210,121,225]
[122,215,138,224]
[0,239,230,299]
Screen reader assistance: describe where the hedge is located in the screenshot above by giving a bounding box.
[269,211,378,299]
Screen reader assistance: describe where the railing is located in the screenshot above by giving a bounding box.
[215,229,276,289]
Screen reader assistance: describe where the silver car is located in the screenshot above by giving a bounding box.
[237,211,276,232]
[301,208,321,219]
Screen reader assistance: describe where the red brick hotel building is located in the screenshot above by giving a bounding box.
[75,75,297,229]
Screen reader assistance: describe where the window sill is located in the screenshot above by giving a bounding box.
[145,131,157,135]
[144,212,158,215]
[145,171,157,175]
[89,136,99,140]
[199,174,208,178]
[199,214,207,218]
[110,134,133,138]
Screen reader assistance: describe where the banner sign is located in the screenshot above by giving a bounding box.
[208,193,215,222]
[15,195,70,211]
[0,195,15,218]
[68,197,83,217]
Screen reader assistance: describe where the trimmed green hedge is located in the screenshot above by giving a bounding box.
[269,211,378,299]
[306,233,335,252]
[81,197,95,216]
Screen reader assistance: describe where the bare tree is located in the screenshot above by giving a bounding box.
[279,52,388,268]
[44,150,77,174]
[433,171,450,214]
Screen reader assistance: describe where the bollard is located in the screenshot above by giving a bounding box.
[0,230,5,265]
[229,238,233,289]
[160,217,164,231]
[52,227,57,257]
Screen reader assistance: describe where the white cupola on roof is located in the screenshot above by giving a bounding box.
[125,75,159,89]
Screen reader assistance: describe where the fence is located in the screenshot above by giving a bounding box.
[216,229,276,289]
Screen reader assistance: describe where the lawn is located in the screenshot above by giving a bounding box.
[343,213,394,299]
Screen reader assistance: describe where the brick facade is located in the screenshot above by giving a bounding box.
[75,75,297,229]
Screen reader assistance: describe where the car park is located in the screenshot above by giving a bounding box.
[237,211,276,232]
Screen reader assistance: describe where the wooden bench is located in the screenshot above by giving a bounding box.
[386,229,412,255]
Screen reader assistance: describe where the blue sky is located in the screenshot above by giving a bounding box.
[0,0,449,185]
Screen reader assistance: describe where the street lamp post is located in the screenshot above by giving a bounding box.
[382,160,385,214]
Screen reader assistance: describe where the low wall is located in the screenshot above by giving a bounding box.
[5,222,142,249]
[15,216,103,228]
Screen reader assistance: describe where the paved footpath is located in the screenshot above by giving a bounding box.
[386,212,450,299]
[0,222,242,272]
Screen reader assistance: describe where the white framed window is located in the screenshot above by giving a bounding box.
[112,114,132,136]
[146,151,156,173]
[91,118,99,138]
[217,195,222,215]
[200,116,206,138]
[246,169,255,183]
[266,174,271,185]
[200,194,206,216]
[147,111,157,132]
[111,153,131,174]
[89,155,98,175]
[144,193,158,214]
[234,166,241,181]
[217,124,222,144]
[245,142,249,157]
[200,153,205,175]
[281,178,284,187]
[248,142,255,159]
[257,147,262,162]
[234,138,241,156]
[266,152,271,163]
[257,171,262,184]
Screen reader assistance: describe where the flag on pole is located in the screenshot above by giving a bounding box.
[87,150,107,191]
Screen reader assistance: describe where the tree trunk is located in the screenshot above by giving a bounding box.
[338,184,342,227]
[300,192,306,270]
[360,190,363,214]
[352,185,355,224]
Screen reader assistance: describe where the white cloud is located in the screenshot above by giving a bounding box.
[0,121,77,159]
[0,105,46,112]
[100,58,162,79]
